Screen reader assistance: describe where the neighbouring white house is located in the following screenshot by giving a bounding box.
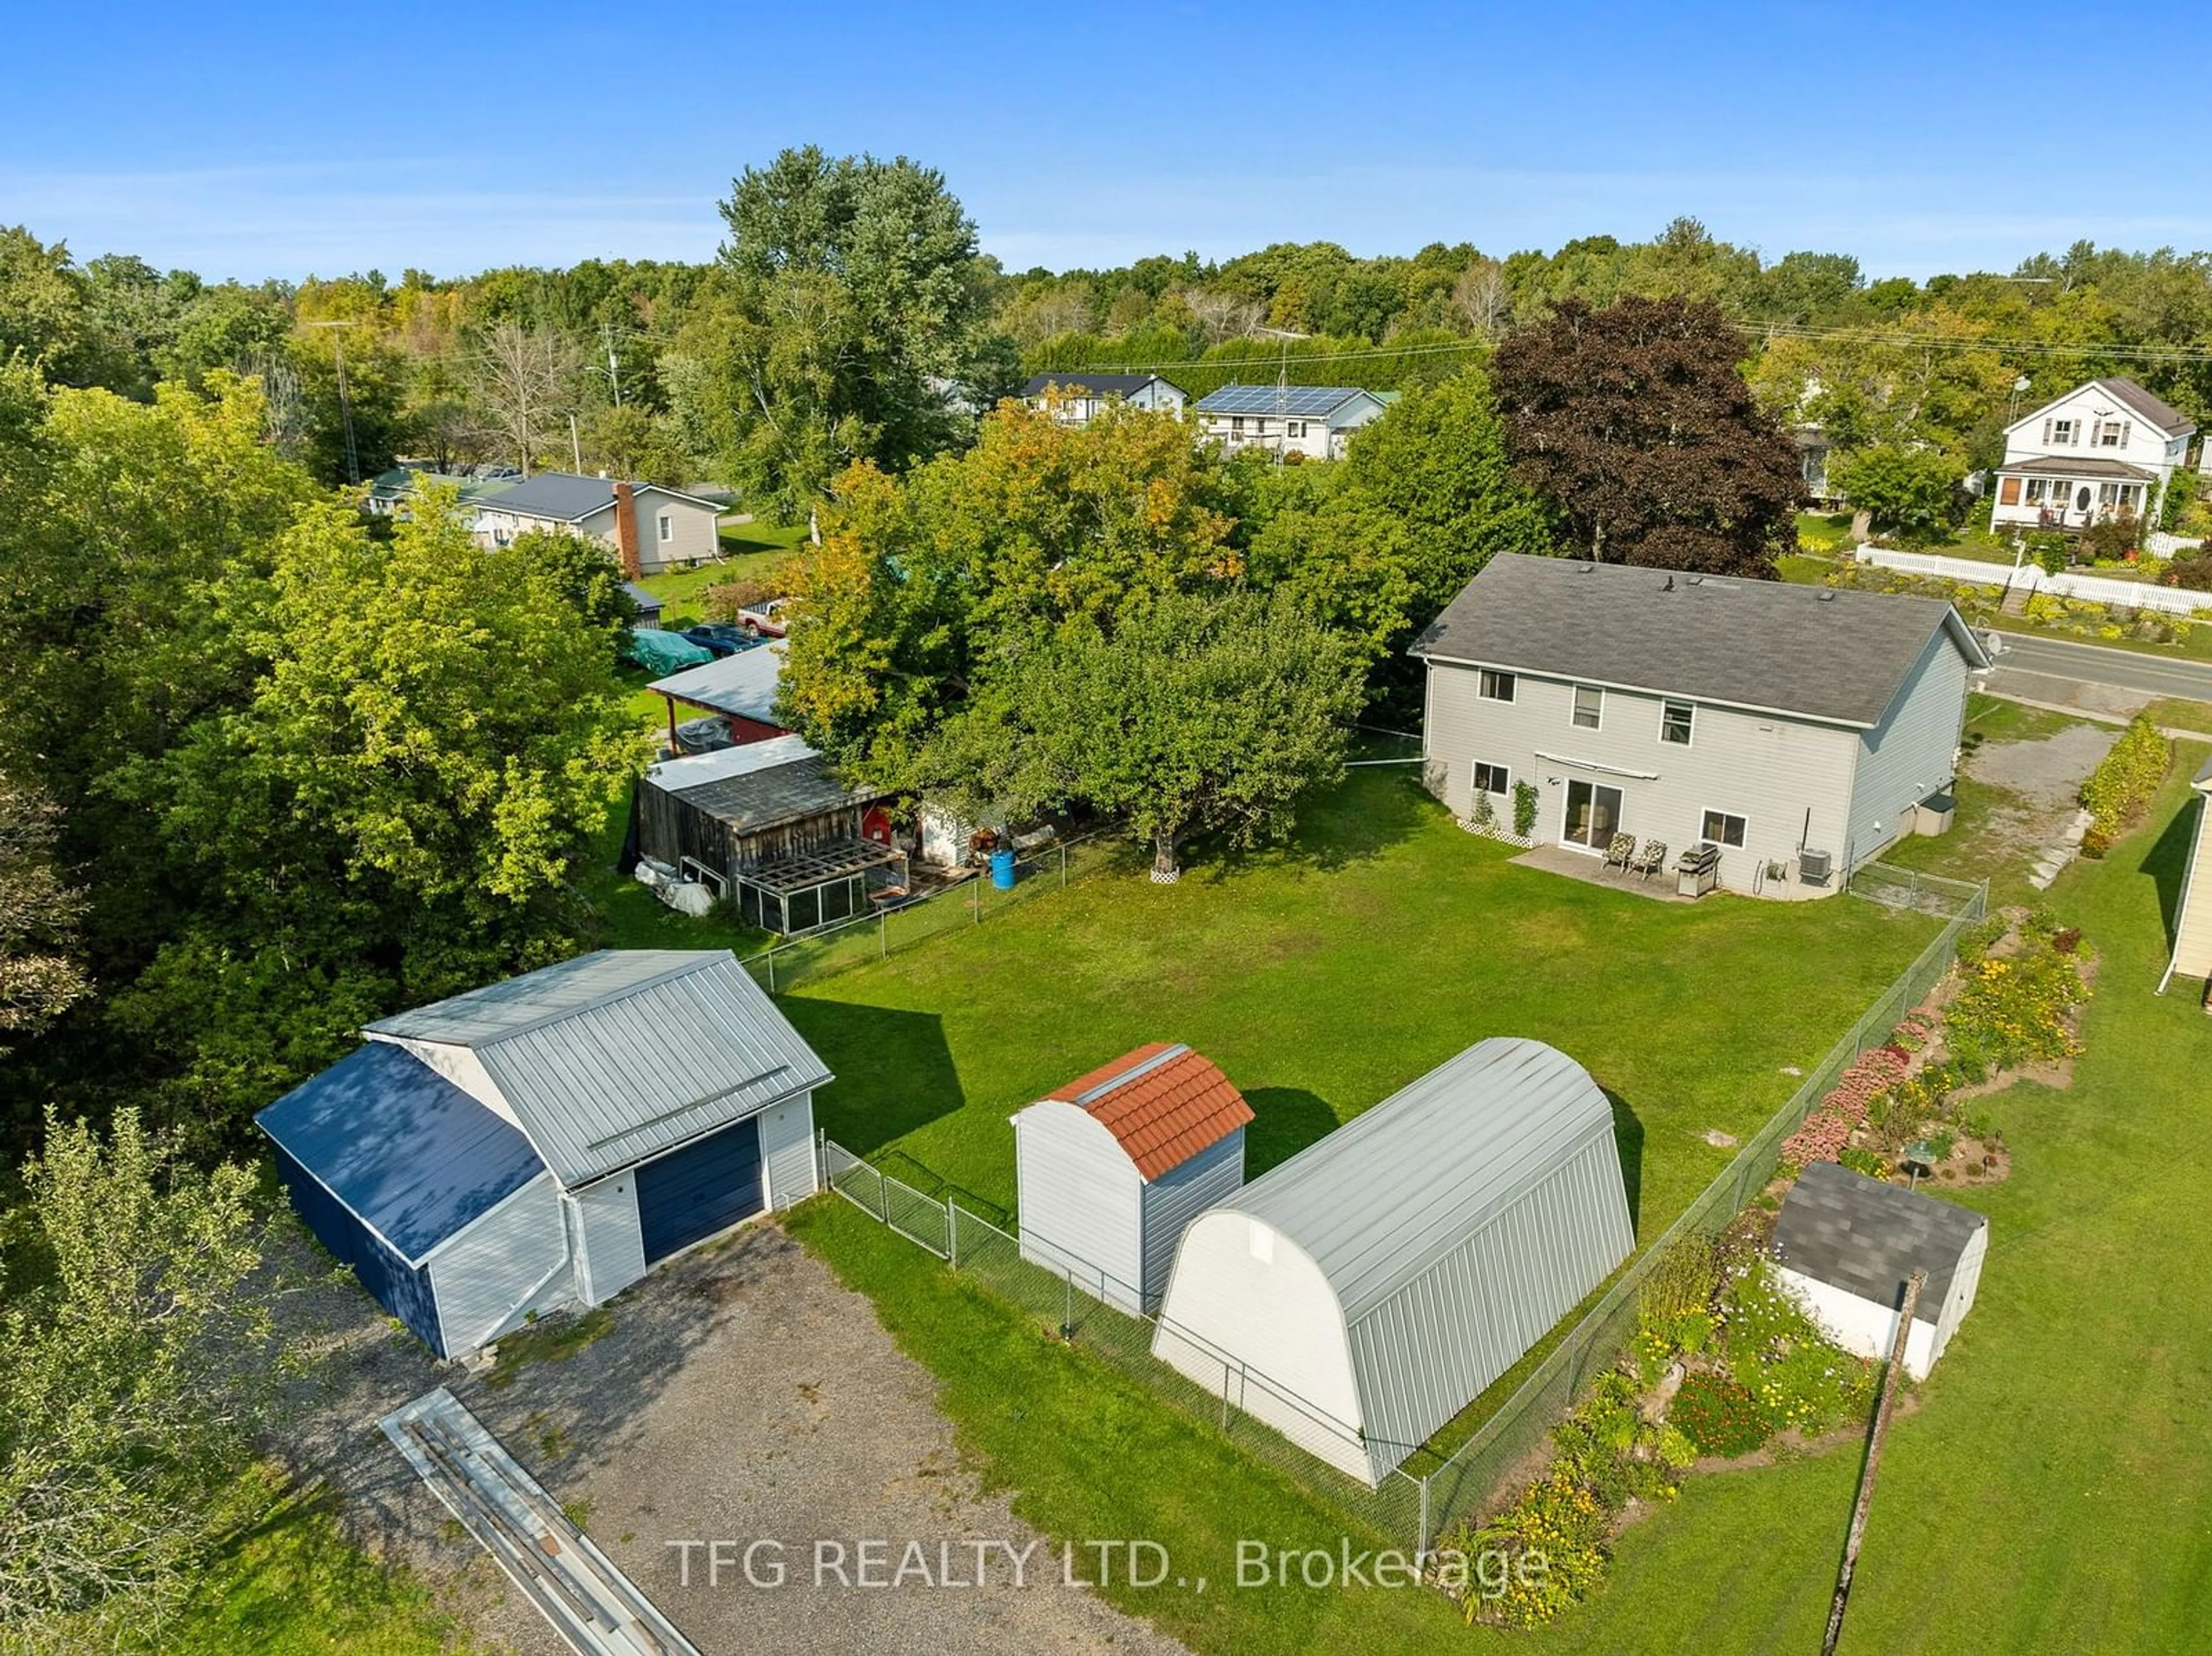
[1989,378,2198,535]
[1011,1043,1253,1316]
[1020,372,1188,425]
[1793,425,1838,503]
[256,950,830,1358]
[1191,384,1390,460]
[1769,1161,1989,1381]
[1411,554,1991,898]
[2160,753,2212,1003]
[467,472,723,574]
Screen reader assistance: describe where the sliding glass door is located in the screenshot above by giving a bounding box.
[1562,780,1623,851]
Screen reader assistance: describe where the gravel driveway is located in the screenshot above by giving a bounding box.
[278,1221,1189,1656]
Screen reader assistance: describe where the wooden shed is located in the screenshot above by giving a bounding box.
[1012,1044,1253,1316]
[634,736,904,933]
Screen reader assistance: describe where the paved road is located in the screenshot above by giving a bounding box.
[1987,632,2212,702]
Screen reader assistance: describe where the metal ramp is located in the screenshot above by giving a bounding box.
[380,1388,698,1656]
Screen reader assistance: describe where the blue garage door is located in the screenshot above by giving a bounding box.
[635,1116,764,1263]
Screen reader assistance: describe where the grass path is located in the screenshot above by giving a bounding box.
[1516,743,2212,1654]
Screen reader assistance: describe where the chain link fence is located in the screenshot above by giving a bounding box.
[741,831,1125,995]
[812,866,1986,1557]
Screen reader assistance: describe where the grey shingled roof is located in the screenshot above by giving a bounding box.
[1020,372,1180,399]
[1411,553,1988,729]
[2098,377,2194,437]
[1997,454,2157,482]
[1221,1037,1620,1324]
[1771,1161,1987,1309]
[365,950,831,1187]
[489,473,718,523]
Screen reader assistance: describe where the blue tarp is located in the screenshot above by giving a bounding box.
[256,1042,545,1262]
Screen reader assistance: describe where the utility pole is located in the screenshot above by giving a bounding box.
[309,319,363,485]
[601,323,623,407]
[1822,1270,1924,1656]
[569,412,583,473]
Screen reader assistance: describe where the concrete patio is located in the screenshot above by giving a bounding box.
[1510,842,1694,902]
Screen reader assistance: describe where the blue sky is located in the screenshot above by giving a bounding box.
[13,2,2212,283]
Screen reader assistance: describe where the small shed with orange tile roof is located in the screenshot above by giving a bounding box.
[1012,1043,1253,1316]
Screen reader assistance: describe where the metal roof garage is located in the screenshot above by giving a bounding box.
[258,950,832,1357]
[1152,1037,1635,1486]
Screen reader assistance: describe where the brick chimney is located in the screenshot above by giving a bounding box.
[612,480,643,579]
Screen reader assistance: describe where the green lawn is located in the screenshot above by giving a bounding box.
[164,1468,460,1654]
[1796,511,1854,554]
[1514,743,2212,1654]
[778,770,1941,1655]
[635,521,809,627]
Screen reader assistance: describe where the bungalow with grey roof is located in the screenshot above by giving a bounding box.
[468,471,723,575]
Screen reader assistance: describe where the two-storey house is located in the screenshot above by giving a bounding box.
[1989,378,2197,533]
[1411,555,1990,899]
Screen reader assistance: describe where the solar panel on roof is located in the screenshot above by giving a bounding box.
[1194,384,1368,417]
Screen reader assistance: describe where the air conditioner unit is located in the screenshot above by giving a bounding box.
[1798,848,1834,886]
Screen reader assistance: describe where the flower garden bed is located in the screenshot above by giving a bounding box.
[1431,910,2093,1634]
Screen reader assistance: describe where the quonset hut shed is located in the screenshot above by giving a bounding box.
[1011,1043,1253,1315]
[258,950,830,1358]
[1152,1037,1634,1486]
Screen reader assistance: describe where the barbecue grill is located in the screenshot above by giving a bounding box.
[1675,841,1722,899]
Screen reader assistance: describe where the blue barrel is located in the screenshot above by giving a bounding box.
[988,848,1016,889]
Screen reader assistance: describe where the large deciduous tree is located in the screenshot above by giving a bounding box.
[0,1109,287,1643]
[699,146,1006,521]
[1491,294,1804,575]
[925,590,1363,878]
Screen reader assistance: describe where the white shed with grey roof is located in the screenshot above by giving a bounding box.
[1770,1161,1988,1381]
[1150,1037,1634,1486]
[259,949,832,1356]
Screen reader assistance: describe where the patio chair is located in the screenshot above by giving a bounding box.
[1603,831,1637,874]
[1631,838,1668,881]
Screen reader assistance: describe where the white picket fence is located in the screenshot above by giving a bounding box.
[1853,546,2212,618]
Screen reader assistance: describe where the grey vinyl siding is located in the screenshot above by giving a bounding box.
[1013,1103,1145,1313]
[1346,1124,1632,1483]
[1844,627,1970,869]
[426,1173,571,1355]
[758,1092,818,1209]
[629,495,722,573]
[1423,660,1863,896]
[572,1174,646,1305]
[1137,1129,1244,1313]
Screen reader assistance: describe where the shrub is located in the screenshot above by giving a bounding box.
[1838,1145,1889,1178]
[1470,788,1495,831]
[1945,945,2086,1073]
[703,575,780,622]
[2078,713,2170,852]
[1512,779,1539,838]
[1717,1256,1879,1437]
[1668,1371,1768,1456]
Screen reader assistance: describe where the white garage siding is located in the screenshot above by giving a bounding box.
[1845,627,1971,869]
[570,1174,647,1306]
[759,1093,819,1210]
[425,1172,572,1354]
[1138,1130,1243,1314]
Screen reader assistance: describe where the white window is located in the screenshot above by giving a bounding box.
[1478,669,1516,702]
[1472,761,1511,795]
[1572,684,1604,730]
[2024,478,2048,505]
[2119,483,2142,510]
[1230,416,1246,434]
[2098,482,2119,506]
[657,511,673,543]
[2047,418,2077,446]
[1287,420,1307,438]
[1661,700,1694,745]
[2097,419,2130,448]
[1701,809,1748,848]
